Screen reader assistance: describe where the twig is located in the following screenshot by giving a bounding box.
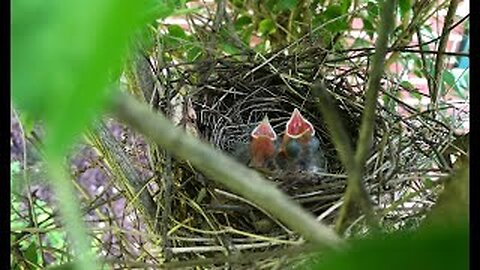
[431,0,461,108]
[108,92,344,250]
[12,109,47,265]
[416,26,435,93]
[384,0,434,67]
[394,48,468,57]
[47,244,316,270]
[311,83,355,172]
[86,121,158,233]
[403,14,469,49]
[335,0,396,234]
[169,241,288,254]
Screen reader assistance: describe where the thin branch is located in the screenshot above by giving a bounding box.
[416,26,435,100]
[85,121,158,233]
[108,91,344,250]
[335,0,396,234]
[311,83,355,173]
[431,0,461,107]
[403,14,469,49]
[394,48,468,57]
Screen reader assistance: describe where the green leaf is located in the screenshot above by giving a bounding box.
[352,37,371,48]
[18,111,36,135]
[340,0,352,13]
[220,42,241,55]
[411,90,422,100]
[232,0,244,8]
[442,70,458,95]
[448,68,469,98]
[306,222,468,270]
[322,5,348,32]
[10,161,24,196]
[235,15,253,30]
[162,25,189,50]
[366,1,379,22]
[48,230,68,250]
[240,26,254,45]
[186,46,202,62]
[168,25,187,40]
[422,24,434,39]
[398,0,412,18]
[362,18,375,39]
[11,161,21,176]
[12,2,158,270]
[147,1,176,20]
[400,80,414,91]
[12,0,150,157]
[258,19,277,36]
[171,7,202,16]
[265,0,278,10]
[24,241,40,267]
[275,0,298,12]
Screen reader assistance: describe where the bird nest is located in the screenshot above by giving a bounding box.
[54,41,461,267]
[141,44,456,263]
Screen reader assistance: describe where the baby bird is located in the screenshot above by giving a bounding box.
[232,116,278,172]
[248,116,278,171]
[277,109,327,173]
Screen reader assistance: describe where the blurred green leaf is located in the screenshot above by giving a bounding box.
[168,24,187,39]
[446,68,469,99]
[352,38,371,48]
[322,5,349,32]
[366,1,379,27]
[24,241,40,267]
[398,0,412,18]
[18,112,36,135]
[48,230,68,250]
[147,0,186,20]
[400,80,414,91]
[265,0,278,10]
[362,17,375,39]
[10,161,23,195]
[340,0,352,13]
[220,42,241,55]
[12,1,159,269]
[423,163,469,228]
[411,90,422,101]
[171,7,202,16]
[11,161,21,176]
[187,46,202,62]
[12,0,151,157]
[235,15,253,30]
[442,70,457,95]
[232,0,244,8]
[400,81,422,101]
[258,19,277,36]
[275,0,298,12]
[164,25,190,50]
[241,26,254,44]
[307,222,468,270]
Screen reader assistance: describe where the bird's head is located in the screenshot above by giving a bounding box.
[280,108,315,157]
[249,116,277,168]
[277,109,327,172]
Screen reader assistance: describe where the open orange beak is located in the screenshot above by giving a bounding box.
[249,116,277,168]
[251,116,277,140]
[285,108,315,138]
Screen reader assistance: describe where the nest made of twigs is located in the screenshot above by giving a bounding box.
[143,41,456,264]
